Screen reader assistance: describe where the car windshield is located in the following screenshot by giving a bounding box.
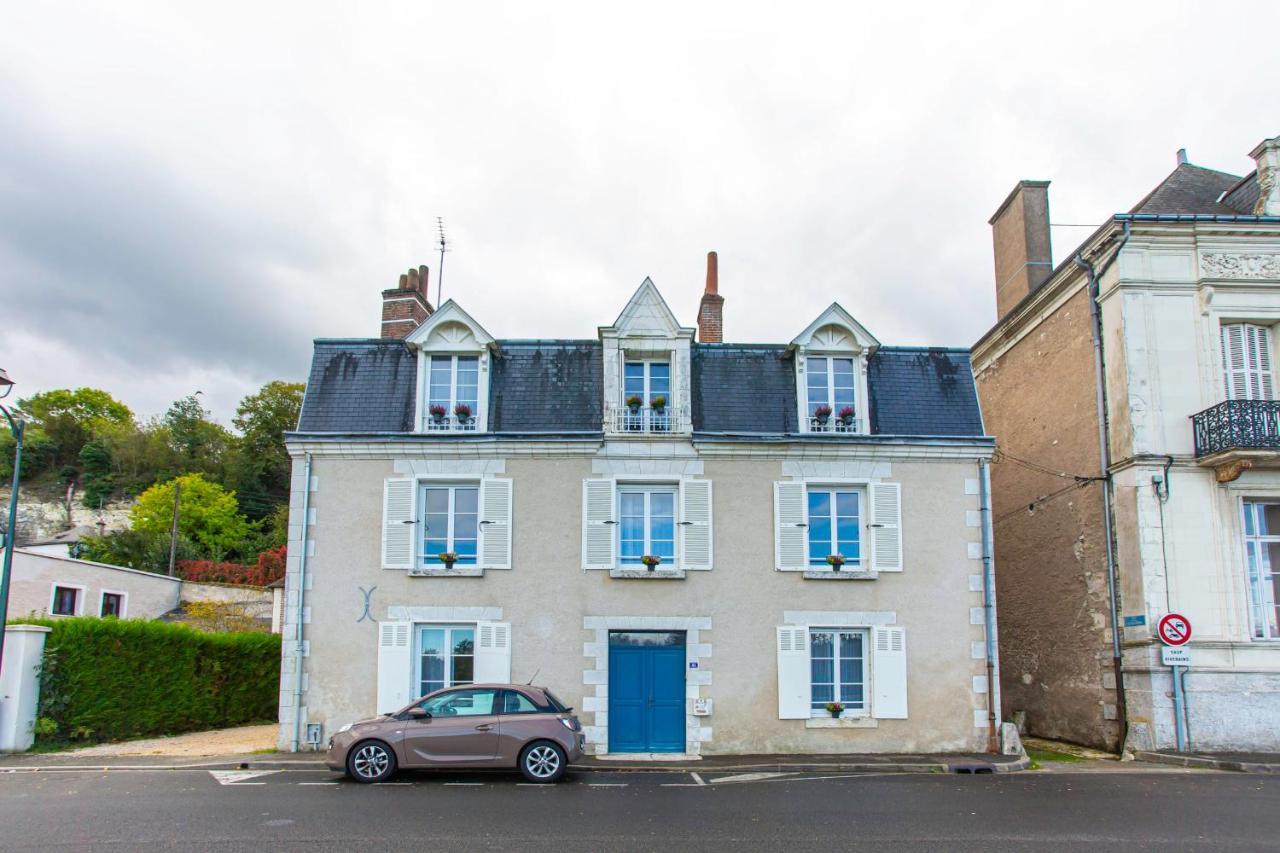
[419,688,497,717]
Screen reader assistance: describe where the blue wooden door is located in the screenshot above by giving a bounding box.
[608,631,686,753]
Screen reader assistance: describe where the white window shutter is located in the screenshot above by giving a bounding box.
[474,621,512,683]
[774,481,807,570]
[776,626,810,719]
[679,479,713,570]
[478,478,513,569]
[582,478,617,570]
[382,479,416,570]
[871,626,908,719]
[1251,325,1275,400]
[1222,324,1247,400]
[869,482,903,572]
[376,621,413,713]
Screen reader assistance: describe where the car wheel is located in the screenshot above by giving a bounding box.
[347,740,397,783]
[519,740,567,783]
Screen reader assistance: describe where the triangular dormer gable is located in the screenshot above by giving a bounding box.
[790,303,880,355]
[598,278,694,435]
[404,299,497,352]
[600,278,696,340]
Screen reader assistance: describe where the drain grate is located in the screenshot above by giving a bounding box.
[948,762,995,774]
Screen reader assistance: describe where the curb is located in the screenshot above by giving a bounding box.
[570,757,1030,774]
[1133,751,1280,774]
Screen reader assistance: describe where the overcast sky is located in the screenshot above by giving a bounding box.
[1,1,1275,423]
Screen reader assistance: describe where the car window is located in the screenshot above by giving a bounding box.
[501,690,542,714]
[420,688,498,717]
[541,689,569,712]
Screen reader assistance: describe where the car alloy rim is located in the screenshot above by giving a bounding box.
[353,744,389,779]
[526,745,560,778]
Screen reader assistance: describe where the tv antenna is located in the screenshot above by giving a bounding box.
[435,217,449,307]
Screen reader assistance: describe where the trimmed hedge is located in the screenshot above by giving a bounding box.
[16,618,280,745]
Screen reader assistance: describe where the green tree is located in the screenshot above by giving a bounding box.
[130,474,252,561]
[228,381,304,519]
[78,439,115,507]
[164,395,232,479]
[13,388,133,473]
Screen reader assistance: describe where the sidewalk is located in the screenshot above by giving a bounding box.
[1133,750,1280,774]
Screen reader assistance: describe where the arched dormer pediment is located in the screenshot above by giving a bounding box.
[406,300,496,433]
[404,300,496,353]
[791,303,879,435]
[790,303,880,355]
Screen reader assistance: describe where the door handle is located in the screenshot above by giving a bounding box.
[474,724,492,731]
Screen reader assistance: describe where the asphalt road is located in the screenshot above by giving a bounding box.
[2,766,1277,851]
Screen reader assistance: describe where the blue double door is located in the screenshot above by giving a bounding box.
[608,631,686,753]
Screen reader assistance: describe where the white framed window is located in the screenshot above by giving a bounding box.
[805,355,857,432]
[1242,500,1280,640]
[49,583,84,616]
[809,628,868,716]
[618,484,677,567]
[426,354,481,431]
[1221,323,1275,401]
[622,359,672,432]
[417,624,476,696]
[420,483,479,567]
[99,590,127,618]
[806,486,863,569]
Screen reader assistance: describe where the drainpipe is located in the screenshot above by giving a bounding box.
[290,452,313,753]
[1073,219,1131,746]
[978,458,999,753]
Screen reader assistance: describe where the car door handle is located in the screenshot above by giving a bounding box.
[474,724,493,731]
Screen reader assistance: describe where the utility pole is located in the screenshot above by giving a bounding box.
[166,481,181,577]
[0,368,25,673]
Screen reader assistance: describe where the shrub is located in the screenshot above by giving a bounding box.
[18,617,280,746]
[177,545,285,587]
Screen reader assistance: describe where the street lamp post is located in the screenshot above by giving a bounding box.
[0,368,24,672]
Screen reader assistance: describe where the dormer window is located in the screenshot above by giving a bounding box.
[427,355,480,431]
[406,300,496,434]
[791,304,879,436]
[805,356,857,433]
[623,360,672,432]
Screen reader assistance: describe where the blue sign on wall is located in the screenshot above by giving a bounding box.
[1123,614,1146,627]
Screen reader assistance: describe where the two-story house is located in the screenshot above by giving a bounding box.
[277,254,1000,756]
[972,135,1280,752]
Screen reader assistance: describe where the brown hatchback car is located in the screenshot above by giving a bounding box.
[326,684,585,783]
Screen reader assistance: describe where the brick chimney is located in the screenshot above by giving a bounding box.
[697,251,724,343]
[989,181,1053,320]
[381,265,434,339]
[1252,136,1280,216]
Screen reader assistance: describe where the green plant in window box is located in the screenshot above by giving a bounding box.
[452,404,472,424]
[626,395,643,412]
[640,554,662,571]
[825,701,843,719]
[826,554,845,572]
[437,552,459,569]
[649,395,667,413]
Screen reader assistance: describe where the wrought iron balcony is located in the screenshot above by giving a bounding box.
[605,404,691,435]
[422,414,479,432]
[1192,399,1280,459]
[806,415,864,435]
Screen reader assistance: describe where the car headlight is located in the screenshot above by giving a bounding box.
[558,718,575,731]
[338,723,353,734]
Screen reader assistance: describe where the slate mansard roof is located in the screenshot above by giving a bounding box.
[1129,162,1258,216]
[296,338,986,439]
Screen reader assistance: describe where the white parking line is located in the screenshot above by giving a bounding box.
[691,772,707,786]
[587,783,628,787]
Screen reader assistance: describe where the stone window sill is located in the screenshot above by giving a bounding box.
[802,569,878,581]
[806,716,878,729]
[407,566,484,578]
[609,567,686,580]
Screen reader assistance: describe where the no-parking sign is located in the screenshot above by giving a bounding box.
[1157,613,1192,647]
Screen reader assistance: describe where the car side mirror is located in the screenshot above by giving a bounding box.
[406,707,431,722]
